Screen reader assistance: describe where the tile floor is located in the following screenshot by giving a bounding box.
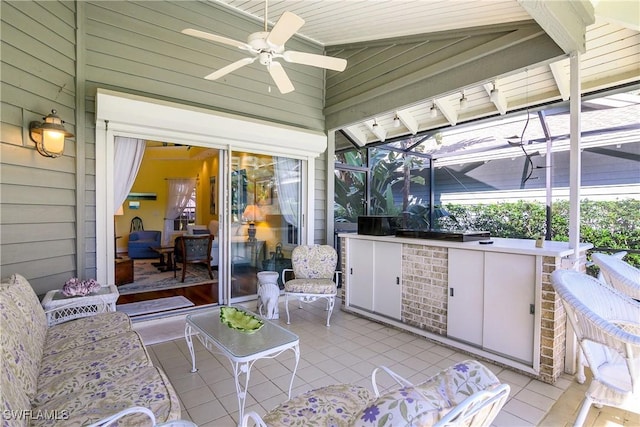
[139,300,639,427]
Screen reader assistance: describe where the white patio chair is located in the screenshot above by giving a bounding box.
[281,245,339,327]
[88,406,196,427]
[592,252,640,300]
[551,269,640,427]
[241,359,509,427]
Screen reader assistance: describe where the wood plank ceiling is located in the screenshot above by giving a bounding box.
[212,0,639,149]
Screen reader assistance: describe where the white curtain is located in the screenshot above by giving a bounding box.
[114,137,146,213]
[163,178,196,245]
[274,157,300,225]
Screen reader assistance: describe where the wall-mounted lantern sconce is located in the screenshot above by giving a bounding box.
[29,109,74,158]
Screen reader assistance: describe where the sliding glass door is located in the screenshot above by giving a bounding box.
[228,151,302,302]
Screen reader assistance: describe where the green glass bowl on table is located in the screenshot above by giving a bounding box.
[220,306,264,333]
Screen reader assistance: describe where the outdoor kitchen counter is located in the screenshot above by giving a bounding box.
[339,233,593,384]
[339,233,590,257]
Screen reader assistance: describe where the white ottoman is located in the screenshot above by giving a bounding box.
[257,271,280,319]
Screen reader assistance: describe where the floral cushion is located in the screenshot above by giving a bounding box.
[262,384,372,427]
[4,274,48,343]
[291,245,338,279]
[34,332,153,406]
[353,384,448,427]
[43,311,132,357]
[418,360,501,406]
[284,278,337,294]
[1,361,32,427]
[31,366,181,427]
[353,360,500,427]
[1,288,43,400]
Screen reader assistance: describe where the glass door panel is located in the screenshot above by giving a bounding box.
[229,152,302,301]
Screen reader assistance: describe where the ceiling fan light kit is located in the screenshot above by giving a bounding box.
[182,4,346,94]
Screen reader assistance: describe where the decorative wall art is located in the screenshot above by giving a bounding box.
[256,179,273,205]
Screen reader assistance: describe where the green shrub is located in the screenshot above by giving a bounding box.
[440,199,640,268]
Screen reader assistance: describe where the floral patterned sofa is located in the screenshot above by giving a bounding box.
[1,274,181,426]
[242,359,510,427]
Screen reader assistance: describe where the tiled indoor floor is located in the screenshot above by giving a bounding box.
[140,300,639,427]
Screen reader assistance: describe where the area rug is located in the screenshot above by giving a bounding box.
[117,296,194,317]
[117,259,217,295]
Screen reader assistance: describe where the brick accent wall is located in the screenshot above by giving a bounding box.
[401,244,448,335]
[540,255,566,383]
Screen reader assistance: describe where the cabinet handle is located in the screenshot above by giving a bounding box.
[350,268,353,275]
[530,304,535,315]
[396,277,400,285]
[450,288,454,297]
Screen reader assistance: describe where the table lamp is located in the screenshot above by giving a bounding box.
[242,204,263,241]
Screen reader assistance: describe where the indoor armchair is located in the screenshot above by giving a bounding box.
[128,230,162,259]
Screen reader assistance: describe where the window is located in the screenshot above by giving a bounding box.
[174,189,196,230]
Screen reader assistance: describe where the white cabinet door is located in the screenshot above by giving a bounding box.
[483,252,536,364]
[347,239,374,311]
[373,242,402,320]
[447,249,484,346]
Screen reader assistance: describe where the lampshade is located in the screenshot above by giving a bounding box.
[29,110,74,158]
[242,204,264,222]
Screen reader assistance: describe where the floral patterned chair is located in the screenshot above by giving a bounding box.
[241,359,510,427]
[281,245,340,327]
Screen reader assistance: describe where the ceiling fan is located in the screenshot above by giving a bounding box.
[181,3,347,94]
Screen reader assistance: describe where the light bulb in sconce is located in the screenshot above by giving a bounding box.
[459,92,468,110]
[29,109,74,158]
[393,115,400,128]
[430,103,437,118]
[490,82,499,103]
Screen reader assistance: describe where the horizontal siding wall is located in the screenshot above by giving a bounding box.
[84,0,326,131]
[82,0,329,264]
[0,1,77,295]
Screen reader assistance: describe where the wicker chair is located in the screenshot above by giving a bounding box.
[241,359,510,427]
[551,269,640,427]
[281,245,339,327]
[592,252,640,300]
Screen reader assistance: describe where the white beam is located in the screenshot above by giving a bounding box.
[396,110,418,135]
[549,58,571,101]
[343,125,368,146]
[518,0,594,54]
[569,51,582,264]
[435,99,458,126]
[366,119,387,142]
[483,82,507,115]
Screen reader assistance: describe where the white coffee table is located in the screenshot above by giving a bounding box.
[185,306,300,425]
[41,284,119,326]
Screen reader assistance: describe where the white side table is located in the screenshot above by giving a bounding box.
[41,284,119,326]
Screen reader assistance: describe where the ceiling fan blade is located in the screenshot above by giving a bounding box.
[205,57,256,80]
[268,61,295,94]
[182,28,252,51]
[283,51,347,72]
[266,11,305,47]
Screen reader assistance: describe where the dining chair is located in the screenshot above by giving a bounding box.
[281,244,339,327]
[174,235,214,283]
[551,269,640,427]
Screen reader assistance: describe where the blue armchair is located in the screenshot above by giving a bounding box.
[128,230,162,259]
